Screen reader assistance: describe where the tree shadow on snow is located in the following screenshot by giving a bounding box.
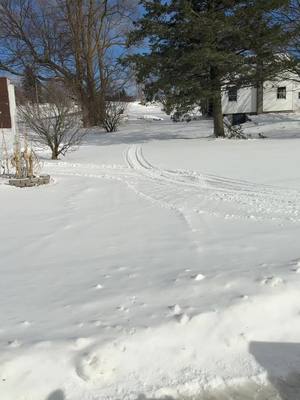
[250,341,300,400]
[81,120,213,147]
[46,389,65,400]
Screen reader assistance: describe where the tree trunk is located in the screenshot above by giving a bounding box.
[80,92,101,128]
[87,96,100,126]
[51,150,59,160]
[256,60,264,114]
[97,90,106,127]
[210,66,225,138]
[212,90,225,138]
[256,81,264,114]
[51,139,59,159]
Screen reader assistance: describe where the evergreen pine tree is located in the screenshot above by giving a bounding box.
[127,0,290,137]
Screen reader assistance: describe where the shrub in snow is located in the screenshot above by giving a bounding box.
[223,117,249,139]
[103,101,128,132]
[19,83,84,160]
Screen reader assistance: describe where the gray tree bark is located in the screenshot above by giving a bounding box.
[256,61,264,114]
[212,88,225,138]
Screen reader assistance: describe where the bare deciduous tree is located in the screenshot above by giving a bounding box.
[19,83,84,160]
[0,0,138,127]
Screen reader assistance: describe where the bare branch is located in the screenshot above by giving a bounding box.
[18,82,85,159]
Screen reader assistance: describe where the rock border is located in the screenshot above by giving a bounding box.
[9,175,50,188]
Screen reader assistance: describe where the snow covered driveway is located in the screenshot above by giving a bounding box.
[46,140,300,224]
[125,143,300,223]
[1,113,300,399]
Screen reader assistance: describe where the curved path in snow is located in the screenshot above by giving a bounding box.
[125,144,300,223]
[45,143,300,224]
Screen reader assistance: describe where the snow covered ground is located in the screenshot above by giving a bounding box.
[1,103,300,400]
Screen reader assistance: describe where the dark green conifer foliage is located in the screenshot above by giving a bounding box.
[127,0,289,137]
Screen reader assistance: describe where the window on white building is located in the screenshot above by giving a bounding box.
[228,87,238,102]
[277,87,286,99]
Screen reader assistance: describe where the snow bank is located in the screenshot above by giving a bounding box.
[2,290,300,399]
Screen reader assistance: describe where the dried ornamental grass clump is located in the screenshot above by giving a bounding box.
[1,132,50,187]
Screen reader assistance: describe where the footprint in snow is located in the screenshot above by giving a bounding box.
[7,340,21,348]
[168,304,182,316]
[260,276,284,287]
[240,294,249,300]
[20,320,31,327]
[168,305,190,324]
[291,259,300,273]
[112,325,124,332]
[129,296,137,304]
[116,305,129,313]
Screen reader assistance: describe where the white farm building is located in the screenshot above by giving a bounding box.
[222,75,300,116]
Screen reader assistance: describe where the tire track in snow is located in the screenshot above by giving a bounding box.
[43,145,300,223]
[125,144,300,223]
[129,144,298,195]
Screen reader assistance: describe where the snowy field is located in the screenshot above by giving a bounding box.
[1,103,300,400]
